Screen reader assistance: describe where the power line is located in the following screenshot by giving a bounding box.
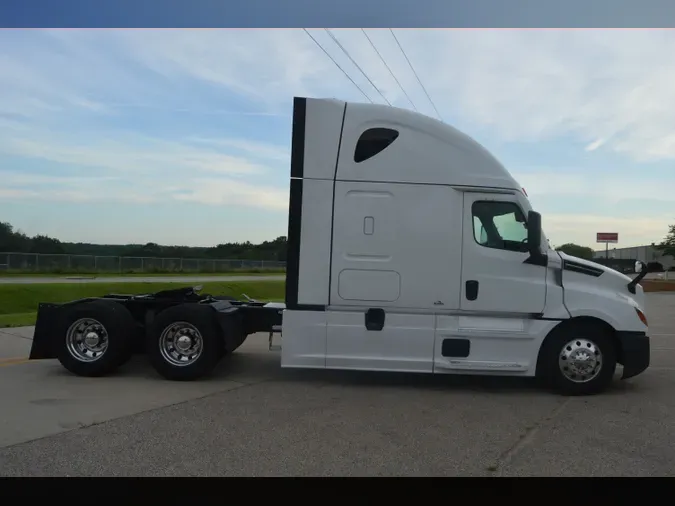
[302,28,373,103]
[361,28,418,112]
[389,29,443,121]
[324,29,391,106]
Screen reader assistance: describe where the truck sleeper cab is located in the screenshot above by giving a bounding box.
[281,96,651,396]
[28,96,650,396]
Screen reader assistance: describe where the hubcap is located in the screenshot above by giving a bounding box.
[84,331,100,347]
[558,338,602,383]
[159,322,203,367]
[66,318,109,362]
[175,334,193,352]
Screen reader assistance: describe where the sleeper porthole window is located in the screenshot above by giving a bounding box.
[354,128,399,163]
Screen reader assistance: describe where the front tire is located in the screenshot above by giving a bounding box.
[539,321,617,396]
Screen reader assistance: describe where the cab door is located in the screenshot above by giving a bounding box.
[460,192,547,315]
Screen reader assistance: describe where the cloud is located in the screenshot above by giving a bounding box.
[6,29,675,162]
[188,137,290,162]
[584,139,605,152]
[172,178,289,210]
[393,30,675,162]
[0,127,290,213]
[0,168,289,210]
[513,169,675,205]
[0,133,280,177]
[126,29,675,162]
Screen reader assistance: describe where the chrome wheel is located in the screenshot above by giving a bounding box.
[66,318,109,362]
[558,338,602,383]
[159,322,203,367]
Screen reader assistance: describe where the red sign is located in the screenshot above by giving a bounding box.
[596,232,618,243]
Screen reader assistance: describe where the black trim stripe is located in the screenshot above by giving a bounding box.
[285,178,303,309]
[327,103,348,307]
[296,304,327,312]
[290,97,306,179]
[285,97,307,309]
[563,259,604,277]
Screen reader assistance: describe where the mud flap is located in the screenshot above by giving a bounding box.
[28,303,64,360]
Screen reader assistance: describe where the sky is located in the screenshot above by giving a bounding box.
[1,29,674,249]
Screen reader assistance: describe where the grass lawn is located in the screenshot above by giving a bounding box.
[0,312,36,328]
[0,270,285,278]
[2,278,667,329]
[0,280,285,328]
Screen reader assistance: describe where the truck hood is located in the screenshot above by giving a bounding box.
[557,252,632,282]
[557,251,645,309]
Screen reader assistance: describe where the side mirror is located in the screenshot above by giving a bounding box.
[634,261,643,273]
[524,210,547,266]
[527,211,542,256]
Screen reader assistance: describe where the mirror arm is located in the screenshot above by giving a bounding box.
[627,261,648,294]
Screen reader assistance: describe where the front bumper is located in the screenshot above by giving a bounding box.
[616,331,650,380]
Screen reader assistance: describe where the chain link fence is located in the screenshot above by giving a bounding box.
[0,252,286,274]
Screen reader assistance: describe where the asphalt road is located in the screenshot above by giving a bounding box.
[0,293,673,476]
[0,274,285,284]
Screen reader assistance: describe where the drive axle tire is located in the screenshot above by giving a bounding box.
[147,303,224,381]
[56,300,138,377]
[538,321,617,396]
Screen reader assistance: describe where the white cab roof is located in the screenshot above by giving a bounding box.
[301,97,521,191]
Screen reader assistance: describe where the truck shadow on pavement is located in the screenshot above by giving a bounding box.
[215,349,643,396]
[34,348,644,398]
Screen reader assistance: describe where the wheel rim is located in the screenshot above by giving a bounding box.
[66,318,109,362]
[159,321,203,367]
[558,338,603,383]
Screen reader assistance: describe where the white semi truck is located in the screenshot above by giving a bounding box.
[29,96,650,396]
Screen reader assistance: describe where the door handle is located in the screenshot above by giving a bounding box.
[465,280,479,301]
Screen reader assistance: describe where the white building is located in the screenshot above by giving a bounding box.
[593,244,674,270]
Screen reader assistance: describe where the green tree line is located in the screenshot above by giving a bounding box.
[0,221,288,261]
[4,218,675,264]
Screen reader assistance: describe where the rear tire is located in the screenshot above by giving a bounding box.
[538,321,617,396]
[147,304,224,381]
[56,300,138,377]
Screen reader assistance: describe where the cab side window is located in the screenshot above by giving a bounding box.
[472,201,528,253]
